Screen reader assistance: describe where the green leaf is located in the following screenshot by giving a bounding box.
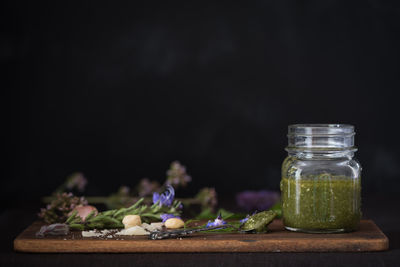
[69,223,85,231]
[195,208,245,220]
[218,209,234,220]
[125,198,144,213]
[195,208,214,220]
[100,210,116,216]
[84,210,96,221]
[113,207,127,218]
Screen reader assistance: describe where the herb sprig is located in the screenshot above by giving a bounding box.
[66,198,182,231]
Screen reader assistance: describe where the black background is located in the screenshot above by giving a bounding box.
[3,0,400,208]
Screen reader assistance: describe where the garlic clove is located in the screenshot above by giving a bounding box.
[165,218,184,229]
[122,215,142,229]
[69,205,98,221]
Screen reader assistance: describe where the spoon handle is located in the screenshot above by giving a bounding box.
[149,224,232,240]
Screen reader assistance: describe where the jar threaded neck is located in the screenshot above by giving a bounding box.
[286,124,356,153]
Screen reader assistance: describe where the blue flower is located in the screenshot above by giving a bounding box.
[160,213,181,223]
[152,192,161,205]
[239,216,249,224]
[206,213,227,228]
[153,185,175,207]
[239,211,258,224]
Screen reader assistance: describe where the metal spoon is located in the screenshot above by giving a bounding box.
[149,211,277,240]
[149,224,235,240]
[148,223,264,240]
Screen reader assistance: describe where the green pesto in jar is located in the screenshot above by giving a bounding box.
[280,175,361,232]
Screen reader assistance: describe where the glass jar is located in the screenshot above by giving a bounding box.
[281,124,362,233]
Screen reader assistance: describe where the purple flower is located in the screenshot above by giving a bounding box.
[166,161,192,188]
[239,216,249,224]
[66,173,87,192]
[38,192,88,224]
[118,186,130,195]
[138,178,160,197]
[153,185,175,207]
[160,213,181,222]
[206,213,227,228]
[236,190,280,212]
[240,211,258,224]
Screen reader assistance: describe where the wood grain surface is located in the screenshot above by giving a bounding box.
[14,220,388,253]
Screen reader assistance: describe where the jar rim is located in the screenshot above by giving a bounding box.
[287,124,356,150]
[288,124,355,137]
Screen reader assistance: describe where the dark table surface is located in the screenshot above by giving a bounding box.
[1,194,400,267]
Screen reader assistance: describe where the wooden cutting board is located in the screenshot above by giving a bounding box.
[14,220,388,253]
